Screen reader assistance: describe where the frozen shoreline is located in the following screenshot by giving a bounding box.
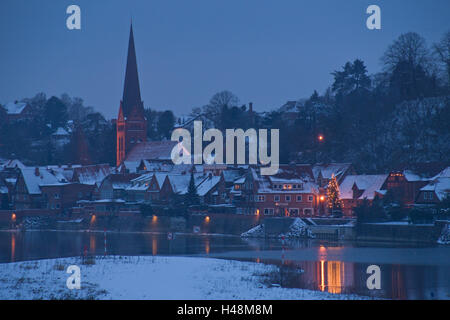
[0,256,371,300]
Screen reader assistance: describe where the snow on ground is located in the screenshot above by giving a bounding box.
[0,256,369,300]
[241,218,313,239]
[278,218,314,239]
[241,224,265,238]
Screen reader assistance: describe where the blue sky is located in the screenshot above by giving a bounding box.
[1,0,449,119]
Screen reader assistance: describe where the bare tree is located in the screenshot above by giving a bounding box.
[382,32,431,71]
[433,31,450,88]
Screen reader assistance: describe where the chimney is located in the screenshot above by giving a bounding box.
[249,102,253,113]
[34,167,40,177]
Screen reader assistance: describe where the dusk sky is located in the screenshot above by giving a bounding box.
[1,0,450,119]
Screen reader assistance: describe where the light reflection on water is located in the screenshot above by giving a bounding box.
[0,230,449,300]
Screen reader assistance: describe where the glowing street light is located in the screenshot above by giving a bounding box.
[318,134,324,142]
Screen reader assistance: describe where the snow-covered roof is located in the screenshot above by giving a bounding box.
[125,141,179,162]
[72,164,111,187]
[52,127,70,136]
[312,163,352,180]
[403,170,431,182]
[432,167,450,179]
[0,159,26,169]
[420,177,450,201]
[102,173,140,190]
[20,167,63,195]
[4,102,27,114]
[234,177,245,184]
[0,187,8,194]
[340,174,388,200]
[166,173,211,195]
[166,174,192,194]
[196,176,221,196]
[122,161,140,173]
[222,170,242,183]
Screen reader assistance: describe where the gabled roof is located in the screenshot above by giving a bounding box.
[0,159,25,169]
[4,102,28,115]
[101,173,140,190]
[432,166,450,179]
[222,170,243,183]
[72,164,111,187]
[19,167,63,195]
[420,177,450,201]
[165,173,210,195]
[125,141,179,162]
[196,176,221,196]
[392,162,448,181]
[312,163,352,181]
[340,174,388,200]
[276,164,315,181]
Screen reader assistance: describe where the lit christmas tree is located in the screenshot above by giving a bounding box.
[326,174,343,213]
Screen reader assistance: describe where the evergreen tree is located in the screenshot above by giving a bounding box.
[186,172,200,206]
[326,174,343,214]
[44,96,68,129]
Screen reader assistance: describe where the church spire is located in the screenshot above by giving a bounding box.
[122,23,143,117]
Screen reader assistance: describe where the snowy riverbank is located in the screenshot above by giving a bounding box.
[0,256,369,300]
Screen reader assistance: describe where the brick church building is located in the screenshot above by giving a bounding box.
[116,24,147,166]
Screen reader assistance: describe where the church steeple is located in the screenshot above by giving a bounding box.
[122,23,143,117]
[116,23,147,167]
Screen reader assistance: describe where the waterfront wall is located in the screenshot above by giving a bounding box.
[356,222,443,243]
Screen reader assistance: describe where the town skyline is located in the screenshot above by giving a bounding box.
[1,0,450,119]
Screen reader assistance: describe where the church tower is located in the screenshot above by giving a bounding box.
[116,24,147,166]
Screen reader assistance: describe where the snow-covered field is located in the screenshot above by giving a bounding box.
[0,256,369,300]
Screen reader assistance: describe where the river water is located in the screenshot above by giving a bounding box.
[0,230,449,300]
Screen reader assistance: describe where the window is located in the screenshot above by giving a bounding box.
[289,208,299,216]
[257,195,266,202]
[304,208,313,216]
[285,195,291,202]
[296,195,302,202]
[264,208,274,215]
[308,195,313,202]
[424,192,434,200]
[274,195,280,202]
[54,193,60,199]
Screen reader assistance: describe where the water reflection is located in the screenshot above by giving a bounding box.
[10,232,15,262]
[0,231,448,300]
